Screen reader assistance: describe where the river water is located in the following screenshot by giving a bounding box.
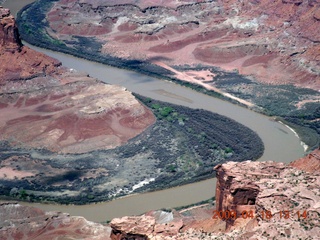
[4,0,305,222]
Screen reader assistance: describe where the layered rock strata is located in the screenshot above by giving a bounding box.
[1,154,319,239]
[110,211,183,240]
[109,155,320,239]
[0,202,112,240]
[213,159,320,238]
[0,6,22,52]
[45,0,320,89]
[290,148,320,174]
[0,7,155,153]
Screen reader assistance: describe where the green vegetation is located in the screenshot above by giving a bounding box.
[10,0,319,205]
[209,72,320,150]
[17,0,173,78]
[17,0,319,152]
[0,96,263,204]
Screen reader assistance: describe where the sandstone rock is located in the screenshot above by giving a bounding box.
[213,160,320,239]
[2,157,318,240]
[0,202,112,240]
[314,7,320,20]
[110,211,183,239]
[0,6,22,51]
[108,159,320,239]
[110,216,155,239]
[45,0,320,90]
[214,160,286,229]
[0,7,155,153]
[282,0,303,4]
[0,6,61,83]
[290,148,320,174]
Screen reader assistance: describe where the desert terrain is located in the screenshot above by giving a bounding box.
[18,0,320,150]
[0,0,319,239]
[0,6,263,205]
[1,149,319,240]
[45,0,319,91]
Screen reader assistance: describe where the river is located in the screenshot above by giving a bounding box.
[3,0,305,222]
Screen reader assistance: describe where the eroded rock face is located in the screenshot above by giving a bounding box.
[290,148,320,174]
[108,159,320,239]
[110,211,183,240]
[213,160,320,239]
[0,202,111,240]
[0,7,155,153]
[0,7,60,83]
[46,0,320,90]
[0,6,22,51]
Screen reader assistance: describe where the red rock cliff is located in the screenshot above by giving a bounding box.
[0,202,112,240]
[0,6,155,153]
[46,0,320,89]
[0,6,22,51]
[108,158,320,239]
[290,148,320,174]
[0,7,61,83]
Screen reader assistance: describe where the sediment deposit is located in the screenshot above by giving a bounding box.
[45,0,320,90]
[0,6,159,203]
[0,202,112,240]
[17,0,320,150]
[109,150,320,239]
[1,6,265,204]
[0,6,155,153]
[1,150,319,239]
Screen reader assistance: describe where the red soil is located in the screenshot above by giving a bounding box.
[290,148,320,174]
[0,7,156,153]
[46,0,319,90]
[0,81,156,153]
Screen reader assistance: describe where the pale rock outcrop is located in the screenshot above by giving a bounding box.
[110,211,183,240]
[109,157,320,239]
[213,159,320,239]
[0,202,112,240]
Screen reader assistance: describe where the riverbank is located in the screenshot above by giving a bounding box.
[0,0,306,222]
[0,95,263,205]
[16,0,320,151]
[12,43,305,221]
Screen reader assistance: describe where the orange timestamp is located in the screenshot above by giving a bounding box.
[212,210,308,220]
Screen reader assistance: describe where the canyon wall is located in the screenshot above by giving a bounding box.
[1,150,319,239]
[44,0,320,89]
[109,150,320,239]
[0,6,155,153]
[0,6,157,204]
[0,202,112,240]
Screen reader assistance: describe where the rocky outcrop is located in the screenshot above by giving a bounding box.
[110,211,183,240]
[109,159,320,239]
[0,7,61,84]
[1,158,319,239]
[0,202,112,240]
[0,7,155,153]
[45,0,320,90]
[0,6,155,203]
[0,6,22,51]
[214,161,274,228]
[290,148,320,174]
[213,160,320,239]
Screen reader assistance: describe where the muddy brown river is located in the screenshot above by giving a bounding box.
[4,0,305,222]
